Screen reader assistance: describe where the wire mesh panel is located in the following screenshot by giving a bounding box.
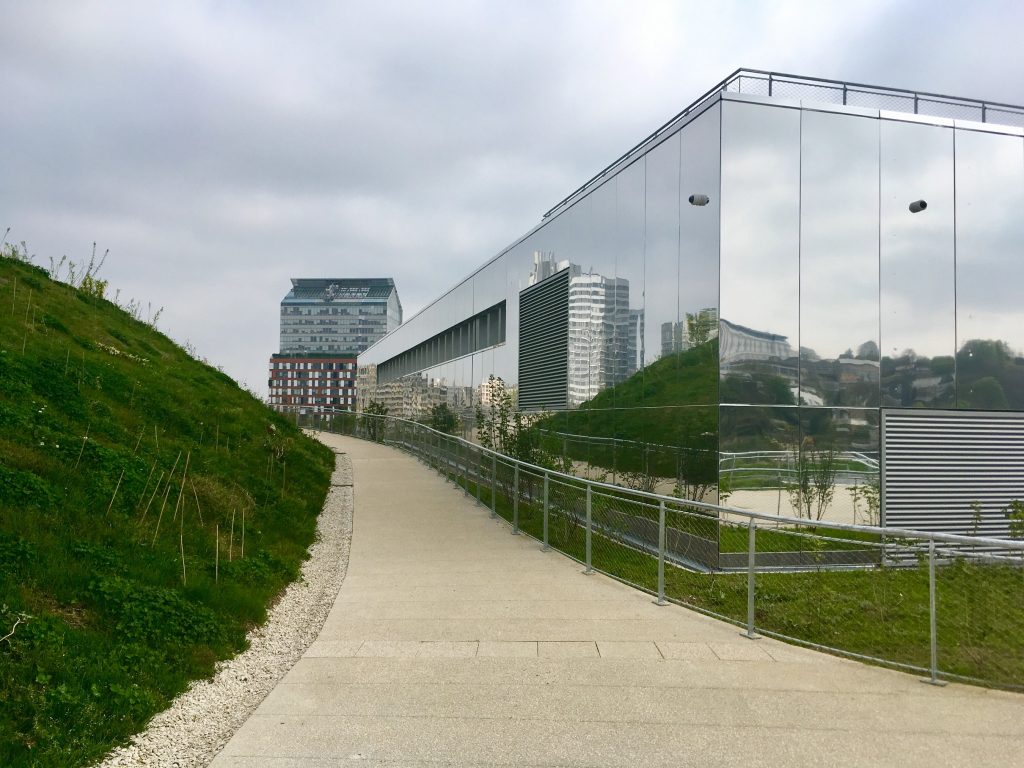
[846,89,915,113]
[752,532,931,673]
[589,490,660,591]
[546,475,588,558]
[985,107,1024,129]
[934,546,1024,686]
[771,79,845,104]
[917,98,984,122]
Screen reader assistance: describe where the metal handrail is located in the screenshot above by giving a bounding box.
[311,408,1024,553]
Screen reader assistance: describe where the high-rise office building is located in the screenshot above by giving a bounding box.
[269,278,401,413]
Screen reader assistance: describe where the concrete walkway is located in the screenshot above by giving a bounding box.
[211,434,1023,767]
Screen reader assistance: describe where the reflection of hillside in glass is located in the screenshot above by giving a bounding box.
[540,340,720,493]
[882,339,1024,410]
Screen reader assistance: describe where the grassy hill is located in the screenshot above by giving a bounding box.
[0,251,333,765]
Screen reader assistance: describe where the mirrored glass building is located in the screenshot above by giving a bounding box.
[358,70,1024,537]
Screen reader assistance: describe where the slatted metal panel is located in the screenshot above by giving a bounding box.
[518,269,569,411]
[882,410,1024,537]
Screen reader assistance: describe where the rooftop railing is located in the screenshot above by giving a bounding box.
[543,67,1024,219]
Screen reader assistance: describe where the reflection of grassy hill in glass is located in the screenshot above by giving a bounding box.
[0,255,333,765]
[545,341,719,481]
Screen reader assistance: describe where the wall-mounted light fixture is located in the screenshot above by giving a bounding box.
[909,199,928,213]
[688,194,710,206]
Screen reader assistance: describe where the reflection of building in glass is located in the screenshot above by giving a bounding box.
[661,308,719,357]
[719,319,794,369]
[271,278,401,413]
[357,70,1024,538]
[568,266,640,407]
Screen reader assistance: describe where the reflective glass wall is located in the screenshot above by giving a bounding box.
[359,91,1024,524]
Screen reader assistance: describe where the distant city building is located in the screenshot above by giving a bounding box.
[270,277,401,413]
[279,278,401,354]
[267,353,357,411]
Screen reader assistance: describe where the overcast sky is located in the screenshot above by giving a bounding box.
[3,0,1022,395]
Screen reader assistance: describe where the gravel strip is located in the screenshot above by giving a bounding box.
[96,451,354,768]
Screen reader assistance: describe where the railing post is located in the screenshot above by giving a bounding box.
[459,440,466,495]
[655,500,667,606]
[512,463,520,535]
[490,452,497,518]
[585,484,593,574]
[745,520,759,639]
[922,539,947,686]
[542,471,550,551]
[476,446,482,504]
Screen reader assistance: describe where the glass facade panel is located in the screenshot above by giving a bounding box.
[677,104,721,407]
[720,102,801,404]
[798,407,880,525]
[719,405,800,516]
[644,133,680,385]
[614,159,646,391]
[954,129,1024,410]
[799,110,880,407]
[880,119,955,408]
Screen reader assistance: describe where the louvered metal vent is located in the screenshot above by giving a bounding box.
[882,410,1024,537]
[518,269,569,411]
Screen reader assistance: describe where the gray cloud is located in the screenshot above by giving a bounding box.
[2,0,1021,394]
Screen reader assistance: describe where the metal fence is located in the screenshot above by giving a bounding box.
[306,409,1024,691]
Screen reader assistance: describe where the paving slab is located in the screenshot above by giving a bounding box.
[211,434,1024,768]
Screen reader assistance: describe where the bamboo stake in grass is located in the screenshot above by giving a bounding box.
[189,477,204,525]
[73,424,90,470]
[139,470,164,525]
[241,507,245,559]
[179,496,187,585]
[215,524,219,583]
[152,452,183,544]
[64,346,70,376]
[172,452,190,523]
[104,468,125,518]
[132,425,145,455]
[154,424,159,452]
[229,509,235,562]
[137,459,157,511]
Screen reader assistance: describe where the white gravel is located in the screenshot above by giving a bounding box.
[96,451,354,768]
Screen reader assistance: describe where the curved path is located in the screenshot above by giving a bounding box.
[211,434,1023,767]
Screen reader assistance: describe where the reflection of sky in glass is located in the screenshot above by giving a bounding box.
[800,110,879,361]
[799,110,880,407]
[720,102,800,344]
[880,119,955,361]
[679,104,720,327]
[645,133,680,364]
[956,130,1024,356]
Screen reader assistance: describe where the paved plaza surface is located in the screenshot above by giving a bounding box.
[211,434,1024,767]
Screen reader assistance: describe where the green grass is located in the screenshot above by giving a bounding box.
[419,441,1024,689]
[0,256,334,765]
